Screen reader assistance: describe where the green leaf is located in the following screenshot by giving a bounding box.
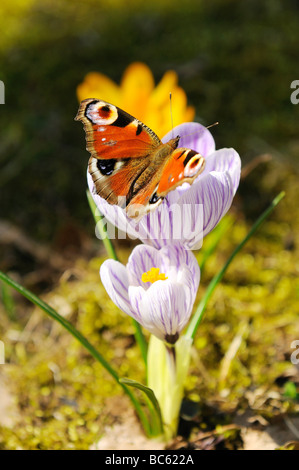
[1,281,16,321]
[86,189,118,261]
[284,381,299,400]
[120,378,164,436]
[186,191,286,339]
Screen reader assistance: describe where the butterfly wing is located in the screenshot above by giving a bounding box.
[157,148,206,196]
[76,99,206,219]
[75,99,162,206]
[76,98,161,159]
[123,147,206,218]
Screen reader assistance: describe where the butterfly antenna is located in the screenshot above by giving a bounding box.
[206,121,219,130]
[182,121,219,140]
[169,92,174,138]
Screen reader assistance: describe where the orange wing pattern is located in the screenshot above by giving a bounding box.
[75,98,161,160]
[158,148,206,196]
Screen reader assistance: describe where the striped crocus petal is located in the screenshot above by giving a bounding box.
[100,243,200,342]
[126,244,161,288]
[202,147,241,193]
[129,281,189,342]
[127,243,200,295]
[126,243,200,341]
[100,260,134,317]
[176,149,241,247]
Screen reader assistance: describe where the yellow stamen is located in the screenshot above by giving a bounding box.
[142,267,168,284]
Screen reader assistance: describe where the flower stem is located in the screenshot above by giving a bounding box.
[86,189,118,261]
[186,191,286,339]
[147,335,192,441]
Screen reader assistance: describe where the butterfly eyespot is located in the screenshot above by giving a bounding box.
[149,192,160,205]
[190,158,200,168]
[86,101,118,125]
[99,105,111,118]
[184,154,205,178]
[96,159,116,176]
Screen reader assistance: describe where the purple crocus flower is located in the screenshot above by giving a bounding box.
[88,122,241,250]
[100,243,200,343]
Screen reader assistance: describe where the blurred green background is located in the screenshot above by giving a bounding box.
[0,0,298,246]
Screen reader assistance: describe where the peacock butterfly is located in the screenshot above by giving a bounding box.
[75,99,206,218]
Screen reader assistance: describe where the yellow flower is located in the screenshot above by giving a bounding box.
[77,62,195,137]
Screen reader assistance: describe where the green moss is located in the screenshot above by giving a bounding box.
[0,253,144,449]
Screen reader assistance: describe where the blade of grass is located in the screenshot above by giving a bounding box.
[1,281,16,321]
[120,378,164,436]
[87,189,148,366]
[0,269,151,436]
[186,191,285,340]
[199,215,232,273]
[131,320,148,367]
